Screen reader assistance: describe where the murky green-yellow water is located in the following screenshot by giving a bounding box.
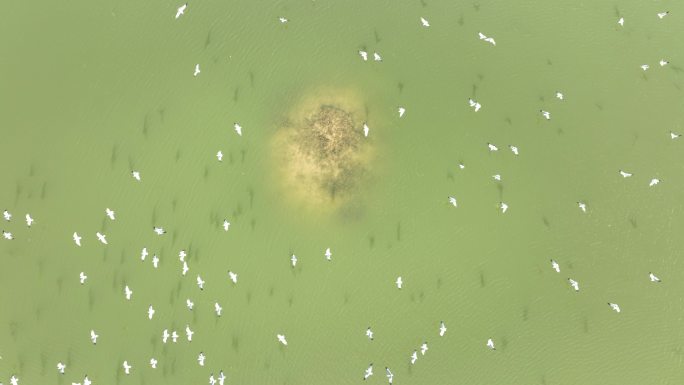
[2,1,684,384]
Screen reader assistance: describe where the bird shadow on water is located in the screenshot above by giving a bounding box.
[204,29,212,49]
[396,221,401,241]
[542,216,551,228]
[110,145,118,168]
[629,216,637,229]
[479,271,486,287]
[232,335,240,352]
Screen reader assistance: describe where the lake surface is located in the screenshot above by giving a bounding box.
[1,1,684,384]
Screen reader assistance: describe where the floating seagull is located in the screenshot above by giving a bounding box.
[657,11,669,19]
[218,371,226,385]
[568,278,579,292]
[420,17,430,27]
[152,254,159,268]
[396,276,403,289]
[279,17,288,23]
[619,170,632,178]
[660,59,669,67]
[363,123,370,137]
[649,272,661,282]
[366,327,374,340]
[324,248,332,261]
[373,52,382,61]
[618,17,624,26]
[73,232,82,246]
[171,330,179,343]
[84,375,92,385]
[540,110,551,120]
[90,329,98,344]
[209,374,217,385]
[439,321,447,336]
[478,32,496,45]
[398,107,406,118]
[3,210,11,221]
[364,363,373,380]
[493,174,501,181]
[150,358,158,369]
[608,302,621,313]
[277,334,288,346]
[96,232,107,245]
[182,261,189,276]
[578,201,587,213]
[670,131,681,139]
[468,98,481,112]
[153,226,166,235]
[500,202,508,213]
[105,208,115,220]
[556,91,564,100]
[234,123,242,136]
[179,249,187,261]
[148,305,155,320]
[410,350,418,364]
[551,259,560,273]
[79,272,87,285]
[216,151,223,161]
[141,247,148,261]
[359,50,368,61]
[228,270,238,284]
[186,298,194,310]
[162,329,170,344]
[197,275,205,290]
[487,338,496,350]
[193,64,200,77]
[186,325,194,341]
[649,178,660,186]
[132,171,141,181]
[458,163,465,169]
[488,143,498,151]
[641,64,650,71]
[124,285,133,300]
[222,219,230,231]
[291,254,297,267]
[2,230,13,240]
[25,214,34,227]
[448,196,457,207]
[385,367,394,384]
[214,302,222,316]
[57,362,66,374]
[509,145,519,155]
[420,342,428,355]
[198,352,206,366]
[175,3,187,19]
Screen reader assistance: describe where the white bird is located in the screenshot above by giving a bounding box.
[324,247,332,261]
[122,360,132,375]
[182,261,189,276]
[619,170,632,178]
[222,219,230,231]
[57,362,66,374]
[228,270,238,284]
[396,276,403,289]
[152,255,159,268]
[448,196,458,207]
[219,371,226,385]
[373,52,382,61]
[468,98,481,112]
[141,247,148,261]
[197,275,205,290]
[291,254,297,267]
[186,298,194,310]
[398,107,406,118]
[385,367,394,384]
[162,329,170,344]
[2,230,13,240]
[556,91,564,100]
[214,302,222,316]
[96,232,107,245]
[25,214,34,227]
[234,123,242,136]
[578,201,587,213]
[458,163,465,169]
[10,375,18,385]
[171,330,179,343]
[509,145,519,155]
[179,249,187,261]
[670,131,681,139]
[488,143,498,152]
[105,208,115,220]
[541,110,551,120]
[153,226,166,235]
[186,325,194,341]
[132,171,141,181]
[493,174,501,181]
[649,272,661,282]
[209,374,217,385]
[148,305,155,320]
[649,178,660,187]
[216,151,223,161]
[364,364,373,380]
[363,123,369,137]
[608,302,621,313]
[660,59,669,67]
[90,329,98,344]
[73,232,82,246]
[420,17,430,27]
[487,338,496,350]
[641,64,650,71]
[439,321,447,336]
[83,375,92,385]
[79,272,87,285]
[3,210,11,221]
[551,259,560,273]
[175,3,187,19]
[279,16,288,23]
[193,64,200,77]
[150,358,158,369]
[657,11,669,19]
[410,350,418,364]
[359,50,368,61]
[365,327,374,340]
[277,334,288,346]
[500,202,508,213]
[420,342,428,355]
[568,278,579,292]
[124,285,133,300]
[618,17,624,26]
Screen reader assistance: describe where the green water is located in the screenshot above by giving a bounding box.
[2,0,684,384]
